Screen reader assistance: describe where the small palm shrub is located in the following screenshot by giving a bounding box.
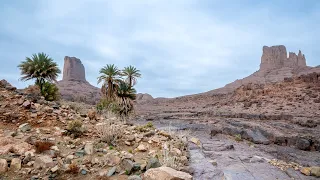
[41,82,60,101]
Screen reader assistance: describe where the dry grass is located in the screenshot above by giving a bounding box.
[34,141,54,153]
[96,117,123,146]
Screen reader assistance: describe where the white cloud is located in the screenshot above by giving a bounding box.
[0,0,319,97]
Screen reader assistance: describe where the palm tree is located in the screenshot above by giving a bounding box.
[122,65,141,88]
[113,81,137,123]
[18,52,61,91]
[97,64,122,100]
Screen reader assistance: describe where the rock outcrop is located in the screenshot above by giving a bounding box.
[62,56,87,82]
[260,45,306,71]
[57,56,101,104]
[210,45,320,94]
[136,93,154,104]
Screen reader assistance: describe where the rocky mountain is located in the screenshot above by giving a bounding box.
[57,56,101,104]
[210,45,320,94]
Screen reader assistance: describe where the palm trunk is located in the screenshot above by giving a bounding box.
[108,80,112,100]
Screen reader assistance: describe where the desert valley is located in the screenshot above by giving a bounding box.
[0,44,320,180]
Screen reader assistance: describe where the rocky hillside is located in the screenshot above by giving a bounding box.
[0,80,193,180]
[210,45,320,94]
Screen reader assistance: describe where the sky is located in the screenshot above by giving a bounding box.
[0,0,319,98]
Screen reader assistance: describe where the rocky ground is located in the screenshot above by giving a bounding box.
[0,80,193,180]
[136,72,320,179]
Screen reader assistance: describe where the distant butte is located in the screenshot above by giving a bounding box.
[57,56,101,104]
[209,45,320,94]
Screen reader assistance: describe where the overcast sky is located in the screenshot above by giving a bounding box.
[1,0,319,97]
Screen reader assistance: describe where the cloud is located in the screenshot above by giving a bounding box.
[0,0,319,97]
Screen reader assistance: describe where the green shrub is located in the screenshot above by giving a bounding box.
[234,134,242,142]
[66,120,84,138]
[41,81,59,101]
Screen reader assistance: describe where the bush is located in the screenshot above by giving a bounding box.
[66,163,79,174]
[66,120,85,138]
[96,120,123,146]
[235,134,242,142]
[41,82,60,101]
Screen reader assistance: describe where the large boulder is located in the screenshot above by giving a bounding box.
[144,167,192,180]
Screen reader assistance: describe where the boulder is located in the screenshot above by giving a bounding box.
[19,123,31,132]
[128,175,142,180]
[22,100,31,109]
[296,138,310,151]
[0,159,8,173]
[137,144,148,152]
[34,155,55,169]
[107,166,117,177]
[146,158,161,170]
[10,158,21,171]
[84,143,94,155]
[189,137,201,146]
[121,159,134,174]
[311,167,320,177]
[144,167,192,180]
[300,167,311,176]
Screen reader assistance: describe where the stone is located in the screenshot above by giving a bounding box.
[121,159,134,173]
[300,167,311,176]
[10,158,21,171]
[75,150,86,157]
[0,159,8,173]
[128,175,142,180]
[23,154,32,164]
[125,141,131,146]
[34,155,54,169]
[13,142,33,155]
[171,148,182,156]
[296,138,310,151]
[107,166,117,177]
[51,146,59,151]
[146,158,161,170]
[127,136,135,142]
[51,165,59,173]
[144,167,192,180]
[189,137,201,146]
[22,100,31,109]
[311,167,320,177]
[105,154,121,166]
[84,143,94,155]
[241,129,270,145]
[19,123,31,132]
[81,169,88,175]
[158,131,171,138]
[65,155,75,164]
[99,169,109,177]
[137,144,147,152]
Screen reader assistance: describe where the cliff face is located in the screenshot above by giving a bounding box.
[57,56,101,104]
[260,45,306,71]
